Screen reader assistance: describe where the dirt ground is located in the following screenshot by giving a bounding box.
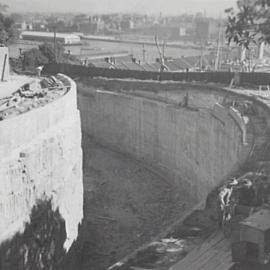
[63,133,194,270]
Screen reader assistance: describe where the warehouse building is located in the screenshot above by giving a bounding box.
[21,31,81,45]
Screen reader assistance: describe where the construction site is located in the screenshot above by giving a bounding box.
[68,76,270,270]
[1,40,270,270]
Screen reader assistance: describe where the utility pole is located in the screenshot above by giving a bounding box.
[154,34,168,72]
[53,24,57,63]
[162,40,166,60]
[215,22,222,71]
[142,43,146,62]
[200,40,203,71]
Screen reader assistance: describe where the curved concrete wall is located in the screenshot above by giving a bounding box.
[0,76,83,251]
[78,81,249,203]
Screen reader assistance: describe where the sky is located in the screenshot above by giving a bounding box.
[5,0,237,16]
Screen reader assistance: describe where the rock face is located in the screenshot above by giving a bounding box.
[0,76,83,266]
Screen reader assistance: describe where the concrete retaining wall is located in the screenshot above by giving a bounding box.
[78,82,247,204]
[0,76,83,251]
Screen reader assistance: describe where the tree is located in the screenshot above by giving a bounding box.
[19,42,79,72]
[22,48,49,70]
[39,42,70,63]
[0,3,18,44]
[22,43,61,70]
[0,3,8,13]
[225,0,270,48]
[39,42,58,63]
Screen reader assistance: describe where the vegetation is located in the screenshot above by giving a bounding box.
[225,0,270,48]
[0,4,18,44]
[22,48,49,70]
[39,42,63,63]
[19,42,79,72]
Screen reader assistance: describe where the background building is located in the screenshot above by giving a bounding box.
[194,18,209,43]
[21,31,81,44]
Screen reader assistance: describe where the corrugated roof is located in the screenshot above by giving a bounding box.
[141,63,160,72]
[164,61,181,71]
[113,62,129,70]
[88,53,214,72]
[240,209,270,232]
[183,56,200,67]
[165,58,194,70]
[118,62,145,71]
[172,58,192,69]
[90,61,114,69]
[151,62,162,70]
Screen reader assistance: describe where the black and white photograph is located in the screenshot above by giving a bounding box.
[0,0,270,269]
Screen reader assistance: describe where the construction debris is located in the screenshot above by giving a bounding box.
[0,75,70,121]
[149,238,186,254]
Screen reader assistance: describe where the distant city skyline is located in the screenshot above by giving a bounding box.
[6,0,236,17]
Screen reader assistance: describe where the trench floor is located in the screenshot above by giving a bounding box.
[63,133,195,270]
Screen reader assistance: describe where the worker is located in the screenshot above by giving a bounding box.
[217,185,233,226]
[36,66,43,77]
[219,186,233,209]
[216,177,240,227]
[219,178,239,223]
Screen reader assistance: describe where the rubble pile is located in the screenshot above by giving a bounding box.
[111,237,187,270]
[108,223,210,270]
[0,75,69,121]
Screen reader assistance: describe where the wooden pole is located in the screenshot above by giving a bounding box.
[53,25,57,63]
[1,53,7,82]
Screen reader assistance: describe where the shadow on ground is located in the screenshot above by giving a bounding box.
[63,133,195,270]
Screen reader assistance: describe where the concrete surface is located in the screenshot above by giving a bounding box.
[0,75,83,251]
[1,72,268,270]
[0,75,32,99]
[62,133,196,270]
[78,80,248,204]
